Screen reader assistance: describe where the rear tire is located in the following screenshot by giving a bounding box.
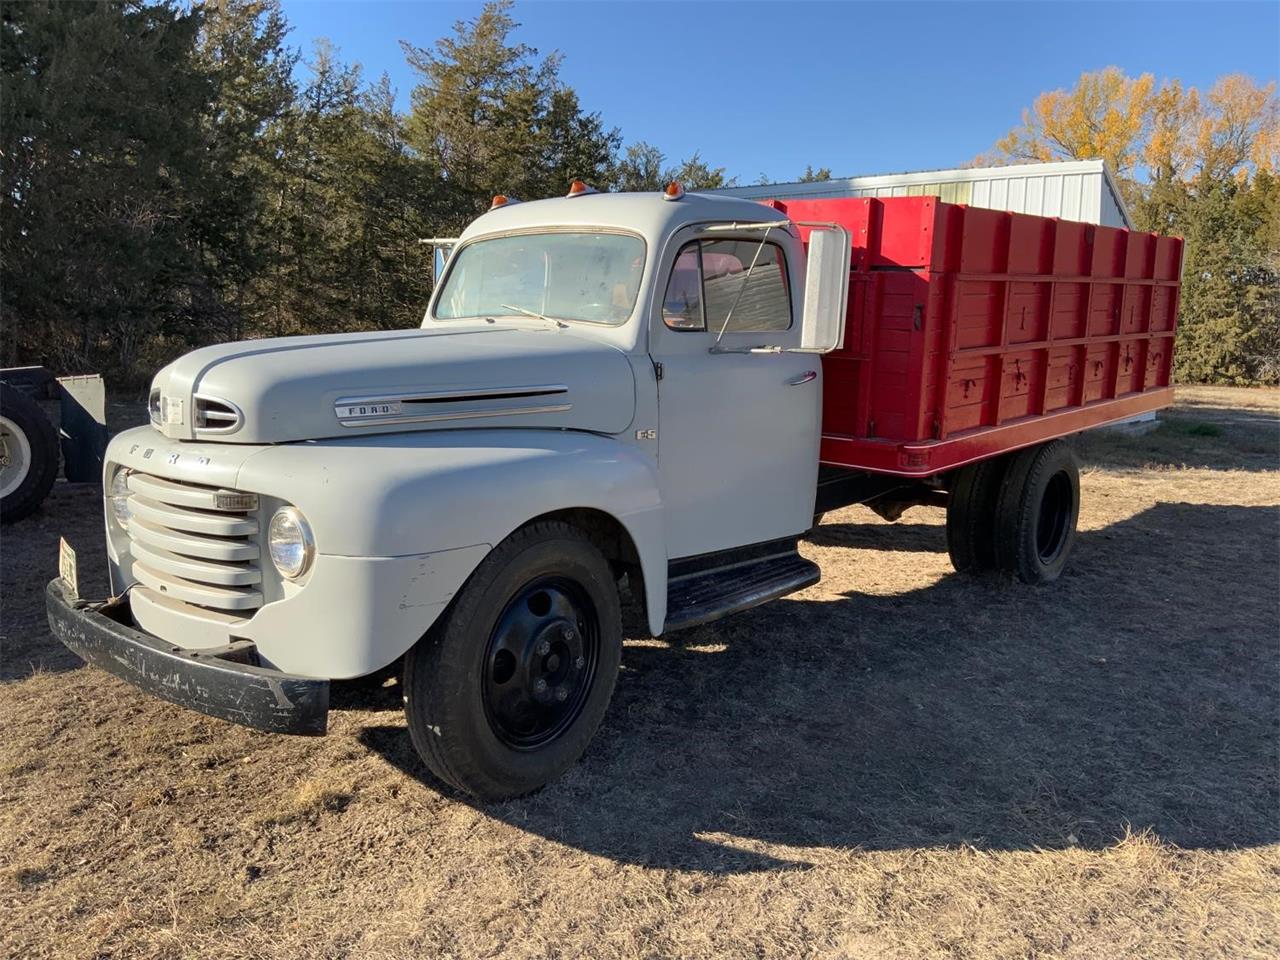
[945,457,1006,573]
[0,384,58,524]
[403,520,622,801]
[993,440,1080,584]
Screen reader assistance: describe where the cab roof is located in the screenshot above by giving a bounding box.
[458,190,791,244]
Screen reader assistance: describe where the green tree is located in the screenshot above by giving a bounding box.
[668,151,736,190]
[1,0,212,382]
[611,141,740,192]
[263,42,444,336]
[187,0,297,346]
[1173,178,1280,383]
[402,0,618,222]
[613,140,667,191]
[799,165,832,182]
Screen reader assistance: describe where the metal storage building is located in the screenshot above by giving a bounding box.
[714,159,1133,229]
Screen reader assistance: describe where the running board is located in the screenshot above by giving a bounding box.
[664,540,820,633]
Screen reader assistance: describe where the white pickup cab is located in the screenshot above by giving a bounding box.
[45,188,927,799]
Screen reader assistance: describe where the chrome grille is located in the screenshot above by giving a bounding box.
[124,472,263,613]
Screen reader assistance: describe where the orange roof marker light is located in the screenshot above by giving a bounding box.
[566,180,598,197]
[490,194,520,210]
[663,181,685,201]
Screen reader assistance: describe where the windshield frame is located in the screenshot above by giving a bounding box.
[428,225,650,328]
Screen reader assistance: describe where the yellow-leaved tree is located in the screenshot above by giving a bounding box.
[984,67,1277,183]
[982,68,1280,385]
[986,66,1155,177]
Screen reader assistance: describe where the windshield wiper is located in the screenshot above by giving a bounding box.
[500,303,568,328]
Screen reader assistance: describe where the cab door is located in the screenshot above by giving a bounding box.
[649,230,821,559]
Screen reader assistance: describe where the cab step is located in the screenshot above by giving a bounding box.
[664,538,820,633]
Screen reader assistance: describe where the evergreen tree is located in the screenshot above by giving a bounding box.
[1,0,211,382]
[189,0,297,346]
[668,151,736,191]
[799,165,832,182]
[613,141,667,191]
[1174,178,1280,383]
[402,0,619,222]
[265,42,443,336]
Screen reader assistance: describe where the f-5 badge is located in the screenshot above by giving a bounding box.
[634,429,657,440]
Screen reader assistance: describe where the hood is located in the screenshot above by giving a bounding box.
[149,325,636,444]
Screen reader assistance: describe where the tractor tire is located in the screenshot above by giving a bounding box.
[1,384,59,524]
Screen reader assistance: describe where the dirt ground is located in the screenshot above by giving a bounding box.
[1,385,1277,959]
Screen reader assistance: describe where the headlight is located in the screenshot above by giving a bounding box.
[268,506,315,580]
[109,467,133,531]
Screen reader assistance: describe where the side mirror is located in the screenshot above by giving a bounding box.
[799,226,851,352]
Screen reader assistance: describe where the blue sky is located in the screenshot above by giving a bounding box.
[278,0,1280,184]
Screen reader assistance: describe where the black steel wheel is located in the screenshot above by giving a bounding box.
[403,520,622,801]
[482,577,601,750]
[993,440,1080,584]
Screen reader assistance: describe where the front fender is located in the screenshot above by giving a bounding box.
[236,429,668,635]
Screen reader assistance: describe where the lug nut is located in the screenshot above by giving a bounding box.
[574,656,585,669]
[562,626,576,641]
[555,687,569,702]
[537,640,551,655]
[534,679,547,693]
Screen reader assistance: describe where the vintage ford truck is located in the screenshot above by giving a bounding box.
[48,183,1181,799]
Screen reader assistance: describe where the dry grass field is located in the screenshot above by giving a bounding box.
[2,385,1277,959]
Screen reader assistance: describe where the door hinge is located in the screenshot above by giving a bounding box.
[652,360,664,381]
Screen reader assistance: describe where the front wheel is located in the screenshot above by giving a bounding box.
[403,521,622,801]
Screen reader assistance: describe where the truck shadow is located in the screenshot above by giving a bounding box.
[359,501,1279,873]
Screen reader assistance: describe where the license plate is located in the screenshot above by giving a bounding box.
[59,537,78,599]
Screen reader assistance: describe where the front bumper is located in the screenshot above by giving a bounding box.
[46,578,329,735]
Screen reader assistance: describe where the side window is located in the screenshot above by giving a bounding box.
[702,239,790,333]
[662,245,703,329]
[661,238,791,333]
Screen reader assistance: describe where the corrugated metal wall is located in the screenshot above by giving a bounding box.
[714,160,1133,228]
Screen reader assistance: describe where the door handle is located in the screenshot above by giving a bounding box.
[787,370,818,385]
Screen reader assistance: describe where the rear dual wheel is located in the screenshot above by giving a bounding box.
[403,521,622,801]
[946,440,1080,584]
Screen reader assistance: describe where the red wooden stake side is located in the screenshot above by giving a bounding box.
[767,196,1183,477]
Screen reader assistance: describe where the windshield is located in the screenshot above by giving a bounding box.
[433,232,646,325]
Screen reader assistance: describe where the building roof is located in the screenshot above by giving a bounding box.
[716,159,1133,229]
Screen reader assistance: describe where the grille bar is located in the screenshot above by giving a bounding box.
[128,495,258,537]
[130,540,262,587]
[132,562,264,611]
[128,517,260,562]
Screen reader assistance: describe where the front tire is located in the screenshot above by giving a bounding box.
[403,521,622,801]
